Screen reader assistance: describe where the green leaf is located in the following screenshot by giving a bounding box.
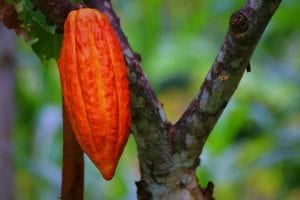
[18,0,62,60]
[31,28,62,61]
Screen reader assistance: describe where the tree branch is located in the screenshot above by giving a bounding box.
[173,0,282,165]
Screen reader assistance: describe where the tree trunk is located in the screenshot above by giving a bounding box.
[0,22,16,200]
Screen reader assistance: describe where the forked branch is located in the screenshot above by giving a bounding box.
[18,0,282,199]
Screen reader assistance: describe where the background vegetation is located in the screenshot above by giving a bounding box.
[10,0,300,199]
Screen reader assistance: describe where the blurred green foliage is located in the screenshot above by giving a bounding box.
[12,0,300,199]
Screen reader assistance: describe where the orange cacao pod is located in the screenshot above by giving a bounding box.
[57,8,131,180]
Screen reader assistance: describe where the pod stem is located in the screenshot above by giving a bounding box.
[61,104,84,200]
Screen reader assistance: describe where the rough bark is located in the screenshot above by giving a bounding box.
[26,0,283,199]
[0,22,15,200]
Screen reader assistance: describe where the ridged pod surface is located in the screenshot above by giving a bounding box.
[58,8,131,180]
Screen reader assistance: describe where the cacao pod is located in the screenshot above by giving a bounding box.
[58,8,131,180]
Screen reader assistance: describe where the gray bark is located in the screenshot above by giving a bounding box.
[0,22,16,200]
